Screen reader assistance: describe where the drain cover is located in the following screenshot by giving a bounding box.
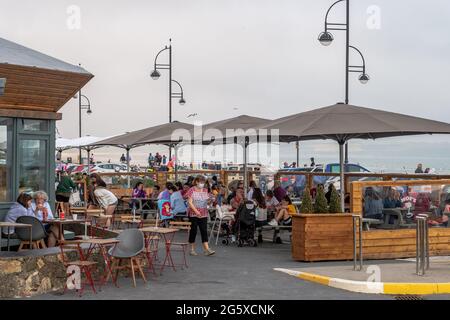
[394,295,424,300]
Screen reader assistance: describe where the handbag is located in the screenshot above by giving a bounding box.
[69,190,82,206]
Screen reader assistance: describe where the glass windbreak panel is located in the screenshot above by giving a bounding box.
[362,184,450,228]
[279,174,306,198]
[18,139,47,194]
[21,119,49,132]
[0,118,13,202]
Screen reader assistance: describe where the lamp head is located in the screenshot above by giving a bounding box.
[318,31,334,46]
[179,98,186,105]
[150,70,161,80]
[358,73,370,84]
[86,108,92,115]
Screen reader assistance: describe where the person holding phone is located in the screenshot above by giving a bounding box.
[186,175,215,256]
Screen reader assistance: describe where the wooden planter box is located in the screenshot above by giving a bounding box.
[291,214,354,262]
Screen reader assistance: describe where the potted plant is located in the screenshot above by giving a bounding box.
[143,177,155,196]
[291,185,353,262]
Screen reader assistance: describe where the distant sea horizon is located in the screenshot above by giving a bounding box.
[60,135,450,174]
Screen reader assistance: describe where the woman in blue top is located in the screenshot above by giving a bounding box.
[3,193,33,236]
[171,185,187,218]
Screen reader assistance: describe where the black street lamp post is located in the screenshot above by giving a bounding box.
[76,91,92,164]
[151,39,186,160]
[318,0,369,163]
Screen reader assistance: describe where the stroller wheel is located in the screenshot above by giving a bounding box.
[222,239,229,245]
[238,239,244,247]
[248,239,255,247]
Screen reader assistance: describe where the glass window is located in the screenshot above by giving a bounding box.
[18,139,47,194]
[0,118,13,202]
[21,119,49,132]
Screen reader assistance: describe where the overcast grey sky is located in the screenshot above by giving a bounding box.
[1,0,449,139]
[2,0,450,172]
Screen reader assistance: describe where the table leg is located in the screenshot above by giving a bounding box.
[99,244,118,287]
[29,227,33,250]
[0,230,2,252]
[160,232,176,274]
[7,227,10,252]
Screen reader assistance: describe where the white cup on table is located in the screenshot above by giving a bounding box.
[72,213,78,221]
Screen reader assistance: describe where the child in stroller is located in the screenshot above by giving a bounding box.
[233,200,257,247]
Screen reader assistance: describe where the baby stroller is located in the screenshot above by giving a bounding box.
[235,200,257,247]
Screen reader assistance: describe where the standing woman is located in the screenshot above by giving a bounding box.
[90,174,118,228]
[186,175,215,256]
[55,170,76,215]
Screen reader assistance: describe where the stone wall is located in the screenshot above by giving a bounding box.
[0,248,107,298]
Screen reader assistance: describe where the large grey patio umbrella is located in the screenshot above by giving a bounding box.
[87,121,194,186]
[260,103,450,211]
[187,115,272,191]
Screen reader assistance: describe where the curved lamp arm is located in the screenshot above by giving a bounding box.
[324,0,346,31]
[171,79,184,97]
[349,45,366,72]
[154,46,169,68]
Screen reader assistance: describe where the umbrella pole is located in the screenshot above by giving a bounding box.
[345,142,349,164]
[243,137,248,197]
[296,141,300,167]
[87,148,91,174]
[174,144,178,182]
[339,142,345,212]
[126,148,130,188]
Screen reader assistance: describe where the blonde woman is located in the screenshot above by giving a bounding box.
[30,191,59,247]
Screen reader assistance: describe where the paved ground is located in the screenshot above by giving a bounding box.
[28,232,395,300]
[284,258,450,283]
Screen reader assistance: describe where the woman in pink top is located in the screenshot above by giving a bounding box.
[187,175,215,256]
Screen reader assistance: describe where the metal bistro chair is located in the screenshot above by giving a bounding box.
[16,216,47,250]
[108,229,147,287]
[59,241,98,297]
[169,221,192,269]
[209,205,235,245]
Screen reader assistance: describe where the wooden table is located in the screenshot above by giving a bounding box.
[121,197,158,218]
[139,227,179,274]
[0,222,33,251]
[43,219,84,243]
[75,238,120,287]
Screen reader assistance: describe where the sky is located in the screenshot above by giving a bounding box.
[1,0,450,170]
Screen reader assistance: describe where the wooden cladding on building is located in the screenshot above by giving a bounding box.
[0,63,93,113]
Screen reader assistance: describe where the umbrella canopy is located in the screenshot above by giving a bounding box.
[260,103,450,211]
[90,121,194,149]
[191,114,271,143]
[260,103,450,143]
[56,136,109,151]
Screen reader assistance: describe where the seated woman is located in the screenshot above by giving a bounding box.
[364,187,384,220]
[265,190,280,220]
[171,184,187,219]
[29,191,60,247]
[268,195,297,226]
[383,188,402,208]
[252,188,268,228]
[131,181,147,210]
[2,193,34,237]
[230,187,245,211]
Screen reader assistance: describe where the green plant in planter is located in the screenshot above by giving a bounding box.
[328,185,342,213]
[300,188,313,213]
[314,186,329,213]
[143,177,155,188]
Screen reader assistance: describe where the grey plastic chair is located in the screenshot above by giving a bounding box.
[16,216,47,250]
[108,229,146,287]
